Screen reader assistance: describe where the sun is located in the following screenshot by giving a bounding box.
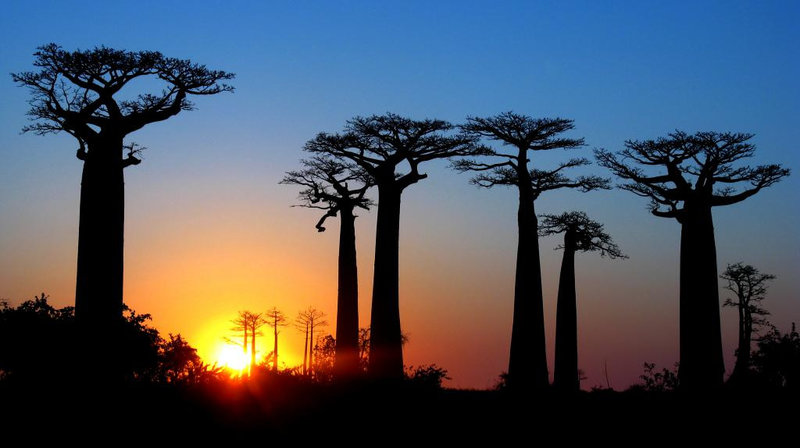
[215,344,250,372]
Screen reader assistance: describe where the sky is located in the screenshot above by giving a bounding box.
[1,0,798,389]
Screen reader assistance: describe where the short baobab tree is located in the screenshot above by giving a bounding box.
[539,211,625,392]
[721,262,774,383]
[282,157,373,379]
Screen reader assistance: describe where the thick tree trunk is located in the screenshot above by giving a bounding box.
[553,231,578,393]
[678,201,724,391]
[507,168,549,391]
[334,206,361,379]
[75,137,125,325]
[368,185,404,380]
[74,137,125,376]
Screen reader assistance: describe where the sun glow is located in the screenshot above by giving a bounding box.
[215,344,251,372]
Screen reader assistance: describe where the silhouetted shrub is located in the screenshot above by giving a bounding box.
[405,364,450,389]
[752,323,800,390]
[629,362,679,392]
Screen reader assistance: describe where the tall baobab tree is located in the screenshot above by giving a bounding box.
[281,157,373,379]
[539,212,625,392]
[596,131,789,390]
[304,113,483,380]
[456,112,608,391]
[721,263,774,383]
[11,44,234,331]
[296,307,327,377]
[264,307,288,372]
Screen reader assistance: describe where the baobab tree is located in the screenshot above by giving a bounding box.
[281,157,373,379]
[264,307,288,372]
[304,113,483,380]
[227,311,264,375]
[539,211,625,392]
[721,262,774,383]
[11,44,233,330]
[596,131,789,390]
[456,112,608,391]
[296,307,327,377]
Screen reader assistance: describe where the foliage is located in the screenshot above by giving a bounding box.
[158,333,222,384]
[721,263,773,332]
[539,211,626,258]
[0,293,76,379]
[634,362,679,392]
[752,324,800,390]
[405,364,450,389]
[312,335,337,382]
[0,293,221,385]
[595,131,790,220]
[12,43,234,150]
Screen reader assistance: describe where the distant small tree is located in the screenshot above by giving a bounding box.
[296,307,327,377]
[720,263,774,383]
[539,211,625,393]
[264,307,288,371]
[227,311,266,375]
[596,131,789,390]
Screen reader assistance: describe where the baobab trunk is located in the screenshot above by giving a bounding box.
[335,206,360,379]
[75,136,125,326]
[273,322,279,371]
[553,230,578,392]
[309,320,315,377]
[368,185,404,380]
[678,201,724,390]
[507,170,549,391]
[731,307,752,381]
[74,137,125,374]
[250,329,256,372]
[302,322,309,376]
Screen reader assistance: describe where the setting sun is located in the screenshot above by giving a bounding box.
[215,344,250,372]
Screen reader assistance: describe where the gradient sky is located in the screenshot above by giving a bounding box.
[1,1,798,389]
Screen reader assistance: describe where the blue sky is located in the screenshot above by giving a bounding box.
[1,0,798,388]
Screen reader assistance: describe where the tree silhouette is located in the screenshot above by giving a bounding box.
[281,157,373,379]
[312,335,337,382]
[539,211,625,392]
[11,44,233,335]
[456,112,608,391]
[296,307,327,377]
[304,113,482,380]
[264,307,288,371]
[721,263,774,383]
[596,131,789,390]
[753,323,800,390]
